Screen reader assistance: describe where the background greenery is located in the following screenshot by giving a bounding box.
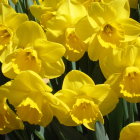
[0,0,140,140]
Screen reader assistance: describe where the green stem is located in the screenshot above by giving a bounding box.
[128,103,134,123]
[15,131,23,140]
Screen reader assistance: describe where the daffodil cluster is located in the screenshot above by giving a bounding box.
[0,0,140,138]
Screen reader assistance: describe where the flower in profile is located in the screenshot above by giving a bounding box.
[30,0,88,61]
[55,70,118,130]
[75,2,140,61]
[0,3,28,62]
[0,70,69,126]
[119,122,140,140]
[100,41,140,103]
[0,95,24,134]
[2,21,65,79]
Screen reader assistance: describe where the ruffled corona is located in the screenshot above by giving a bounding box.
[70,98,103,125]
[0,24,13,49]
[120,66,140,102]
[0,97,24,134]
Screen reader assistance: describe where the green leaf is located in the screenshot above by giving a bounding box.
[34,127,45,140]
[95,122,109,140]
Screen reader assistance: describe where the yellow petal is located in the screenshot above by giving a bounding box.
[119,18,140,42]
[99,45,138,78]
[80,84,119,116]
[62,70,95,91]
[41,12,67,37]
[57,0,87,24]
[43,0,63,8]
[43,91,70,125]
[41,59,65,79]
[34,39,65,63]
[16,21,46,47]
[55,89,78,109]
[39,103,53,126]
[16,97,42,125]
[70,98,104,128]
[88,34,104,61]
[0,97,24,134]
[0,3,16,24]
[30,5,49,20]
[75,16,97,43]
[119,122,140,140]
[83,122,96,131]
[5,13,28,30]
[0,70,52,105]
[105,73,122,97]
[55,89,78,126]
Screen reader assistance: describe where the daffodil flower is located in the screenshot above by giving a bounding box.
[30,0,88,61]
[55,70,118,130]
[75,2,140,61]
[119,122,140,140]
[73,0,130,17]
[0,95,24,134]
[100,41,140,103]
[0,71,69,126]
[0,3,28,62]
[2,21,65,79]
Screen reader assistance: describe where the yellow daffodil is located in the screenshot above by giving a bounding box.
[119,122,140,140]
[30,0,88,61]
[0,71,69,126]
[0,3,28,62]
[73,0,130,17]
[75,2,140,61]
[0,95,24,134]
[55,70,118,130]
[100,41,140,103]
[2,21,65,79]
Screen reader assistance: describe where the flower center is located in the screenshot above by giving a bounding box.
[70,98,103,124]
[0,25,12,48]
[120,67,140,102]
[103,24,115,37]
[12,48,41,74]
[65,28,85,52]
